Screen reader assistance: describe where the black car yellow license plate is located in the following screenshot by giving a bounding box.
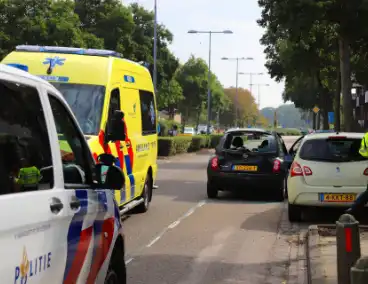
[320,193,356,203]
[232,165,258,172]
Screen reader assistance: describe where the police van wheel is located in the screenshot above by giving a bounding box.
[105,238,127,284]
[135,174,151,213]
[104,270,119,284]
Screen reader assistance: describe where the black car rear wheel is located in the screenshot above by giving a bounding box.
[273,178,285,202]
[288,203,302,222]
[207,182,218,199]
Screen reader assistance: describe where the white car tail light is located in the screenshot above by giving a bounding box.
[290,161,313,177]
[363,168,368,176]
[303,166,313,176]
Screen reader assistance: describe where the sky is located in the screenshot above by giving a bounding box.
[124,0,288,109]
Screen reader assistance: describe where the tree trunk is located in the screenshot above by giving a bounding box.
[195,108,201,132]
[334,62,341,131]
[339,35,353,131]
[322,108,329,130]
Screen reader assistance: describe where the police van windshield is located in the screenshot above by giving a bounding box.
[300,138,364,162]
[51,83,105,135]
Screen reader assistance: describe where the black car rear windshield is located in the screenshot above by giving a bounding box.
[299,138,364,162]
[224,131,277,152]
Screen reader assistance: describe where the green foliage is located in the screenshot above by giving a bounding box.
[272,128,302,136]
[257,0,368,131]
[261,104,312,128]
[0,0,238,127]
[158,119,182,136]
[157,135,224,156]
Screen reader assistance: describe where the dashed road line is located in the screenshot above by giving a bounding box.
[125,199,207,265]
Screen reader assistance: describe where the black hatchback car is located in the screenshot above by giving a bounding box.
[207,128,292,200]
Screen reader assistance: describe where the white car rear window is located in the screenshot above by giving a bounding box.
[299,138,364,162]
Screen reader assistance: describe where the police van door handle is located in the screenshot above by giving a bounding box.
[70,199,81,210]
[50,198,64,214]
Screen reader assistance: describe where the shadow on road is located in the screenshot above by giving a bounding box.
[158,162,207,170]
[240,206,283,233]
[301,207,368,225]
[154,179,285,205]
[127,253,297,284]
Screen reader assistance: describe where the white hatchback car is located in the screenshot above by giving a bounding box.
[287,132,367,222]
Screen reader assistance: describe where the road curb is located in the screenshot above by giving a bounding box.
[306,225,320,284]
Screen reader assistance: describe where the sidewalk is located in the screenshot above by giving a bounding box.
[307,225,368,284]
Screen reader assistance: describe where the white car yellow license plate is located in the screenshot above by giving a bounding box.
[320,193,356,203]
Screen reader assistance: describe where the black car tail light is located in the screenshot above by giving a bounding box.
[211,156,219,170]
[272,159,281,173]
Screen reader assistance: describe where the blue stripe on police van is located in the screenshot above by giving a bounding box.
[63,189,89,281]
[124,154,135,199]
[90,191,108,266]
[124,75,135,83]
[113,158,126,204]
[120,185,126,203]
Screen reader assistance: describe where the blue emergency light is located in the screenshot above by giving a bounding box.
[15,45,124,58]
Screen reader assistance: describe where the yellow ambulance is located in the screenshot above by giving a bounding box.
[2,45,158,214]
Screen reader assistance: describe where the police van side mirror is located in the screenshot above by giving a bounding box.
[94,154,125,189]
[107,110,126,142]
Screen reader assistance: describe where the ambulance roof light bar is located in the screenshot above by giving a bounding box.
[15,45,124,58]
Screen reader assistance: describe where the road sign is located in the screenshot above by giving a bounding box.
[328,112,334,124]
[312,106,320,114]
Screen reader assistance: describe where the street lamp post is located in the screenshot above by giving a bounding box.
[153,0,158,93]
[239,72,264,94]
[255,83,270,108]
[188,29,233,134]
[221,57,253,127]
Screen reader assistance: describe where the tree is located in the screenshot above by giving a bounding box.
[128,3,180,107]
[258,0,368,131]
[157,78,183,119]
[175,55,208,127]
[222,87,261,127]
[258,1,341,130]
[0,0,102,59]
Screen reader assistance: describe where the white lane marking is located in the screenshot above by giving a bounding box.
[125,257,134,265]
[168,220,180,229]
[125,200,207,264]
[177,227,235,284]
[146,235,161,248]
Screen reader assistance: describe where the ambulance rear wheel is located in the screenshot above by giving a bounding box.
[135,174,151,213]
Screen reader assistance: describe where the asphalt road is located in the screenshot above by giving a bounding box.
[124,136,306,284]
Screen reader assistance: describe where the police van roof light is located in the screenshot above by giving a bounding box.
[15,45,124,58]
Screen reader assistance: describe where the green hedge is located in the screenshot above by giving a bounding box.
[275,128,302,136]
[158,135,223,156]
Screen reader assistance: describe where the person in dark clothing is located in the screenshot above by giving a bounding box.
[346,133,368,216]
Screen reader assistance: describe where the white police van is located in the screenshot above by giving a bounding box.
[0,64,127,284]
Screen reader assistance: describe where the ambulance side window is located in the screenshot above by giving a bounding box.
[139,90,156,135]
[0,80,53,195]
[48,94,94,186]
[106,88,121,132]
[109,89,121,117]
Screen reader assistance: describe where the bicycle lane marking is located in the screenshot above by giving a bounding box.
[124,199,207,265]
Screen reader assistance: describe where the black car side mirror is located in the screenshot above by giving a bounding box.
[107,110,126,142]
[94,154,125,189]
